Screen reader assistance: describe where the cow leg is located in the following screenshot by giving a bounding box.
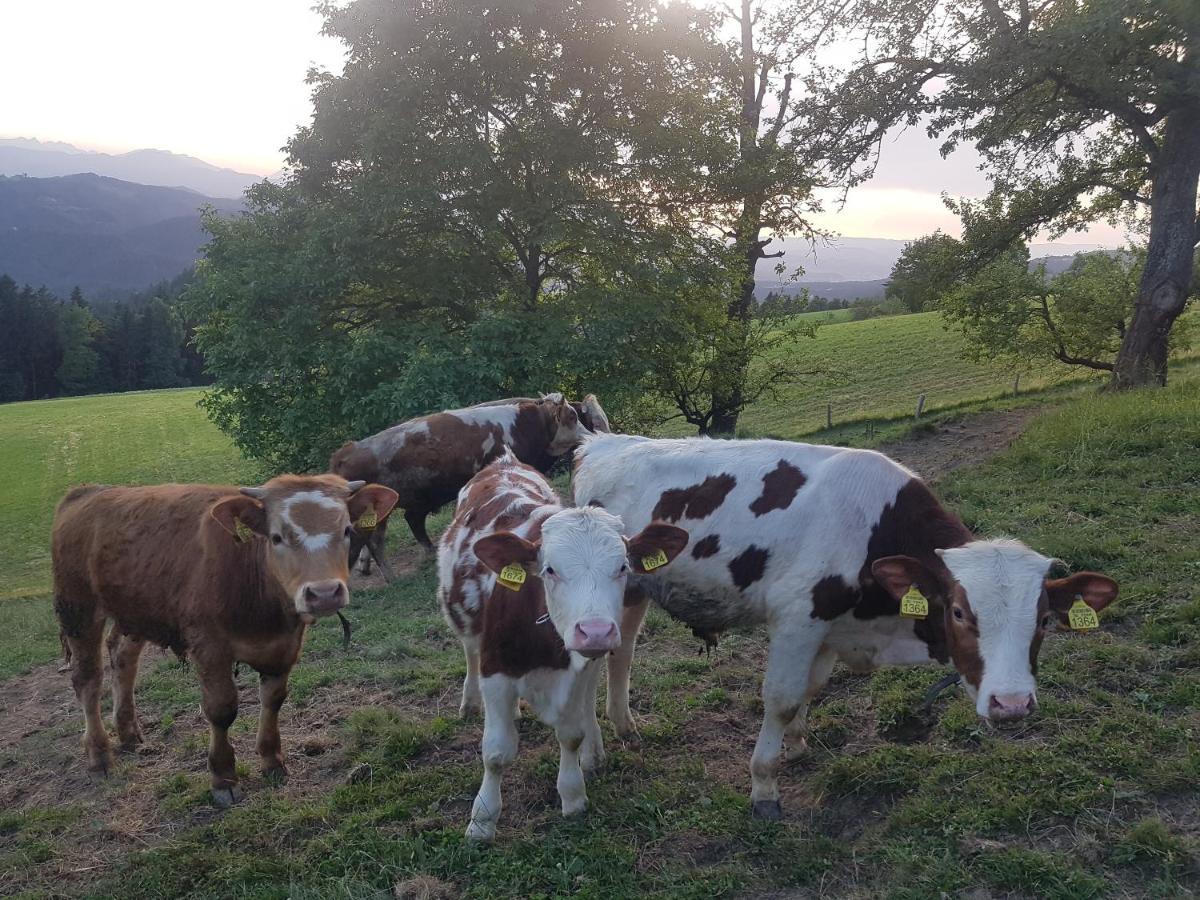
[257,672,290,779]
[405,508,433,551]
[466,677,519,843]
[195,653,242,807]
[783,645,837,762]
[580,662,606,773]
[109,633,146,750]
[606,590,649,740]
[66,617,111,775]
[555,718,588,818]
[459,636,482,718]
[749,621,829,820]
[349,530,370,575]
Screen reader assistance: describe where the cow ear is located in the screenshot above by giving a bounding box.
[1045,572,1118,622]
[348,484,399,527]
[474,532,540,575]
[211,496,266,540]
[871,555,937,600]
[627,522,690,573]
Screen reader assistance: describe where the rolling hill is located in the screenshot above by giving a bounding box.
[0,173,243,297]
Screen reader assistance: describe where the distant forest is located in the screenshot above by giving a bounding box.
[0,270,207,403]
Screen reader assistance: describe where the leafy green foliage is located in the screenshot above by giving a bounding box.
[838,0,1200,385]
[939,246,1195,372]
[884,231,962,313]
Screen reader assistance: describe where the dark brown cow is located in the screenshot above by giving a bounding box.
[329,394,601,567]
[51,475,397,806]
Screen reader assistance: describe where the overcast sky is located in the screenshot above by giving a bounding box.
[0,1,1123,245]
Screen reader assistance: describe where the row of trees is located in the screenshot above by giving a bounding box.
[0,275,205,403]
[190,0,1199,470]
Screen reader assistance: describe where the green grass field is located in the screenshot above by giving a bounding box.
[0,388,261,602]
[2,312,1198,897]
[736,310,1097,439]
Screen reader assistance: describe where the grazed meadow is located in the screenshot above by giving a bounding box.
[1,313,1198,898]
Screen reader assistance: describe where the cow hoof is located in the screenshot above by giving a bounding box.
[751,800,783,821]
[459,700,482,720]
[464,821,496,843]
[86,750,114,778]
[118,732,145,752]
[211,786,245,809]
[263,765,288,784]
[562,801,588,818]
[581,750,606,773]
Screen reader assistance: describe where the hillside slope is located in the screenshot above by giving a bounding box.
[0,174,243,296]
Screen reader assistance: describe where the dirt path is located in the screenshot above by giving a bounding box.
[879,406,1042,482]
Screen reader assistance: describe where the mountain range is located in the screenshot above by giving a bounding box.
[0,173,242,298]
[0,137,261,198]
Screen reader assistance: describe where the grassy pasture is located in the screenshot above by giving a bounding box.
[1,313,1198,897]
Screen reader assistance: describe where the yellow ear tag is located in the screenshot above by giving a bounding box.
[498,564,526,591]
[1068,597,1099,631]
[900,587,929,619]
[234,519,254,544]
[641,548,669,571]
[355,509,378,532]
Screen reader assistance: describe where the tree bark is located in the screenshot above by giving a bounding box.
[1111,104,1200,388]
[707,0,762,435]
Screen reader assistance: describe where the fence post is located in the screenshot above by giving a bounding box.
[915,394,926,419]
[826,402,832,430]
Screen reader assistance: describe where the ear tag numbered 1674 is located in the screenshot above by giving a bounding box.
[498,564,527,591]
[641,548,669,571]
[1067,597,1099,631]
[900,586,929,619]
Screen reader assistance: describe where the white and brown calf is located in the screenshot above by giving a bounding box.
[573,433,1119,819]
[437,454,687,841]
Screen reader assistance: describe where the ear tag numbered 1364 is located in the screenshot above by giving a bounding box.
[1067,596,1099,631]
[641,548,669,571]
[498,564,527,591]
[900,586,929,619]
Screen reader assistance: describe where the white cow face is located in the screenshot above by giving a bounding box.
[474,510,689,659]
[873,540,1117,722]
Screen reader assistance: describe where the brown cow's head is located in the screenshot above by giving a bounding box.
[540,393,591,456]
[872,539,1117,723]
[329,441,380,483]
[211,475,398,622]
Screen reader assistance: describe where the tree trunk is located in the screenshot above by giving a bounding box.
[1111,105,1200,388]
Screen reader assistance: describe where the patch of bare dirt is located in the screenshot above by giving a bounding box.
[0,650,438,895]
[881,407,1043,482]
[349,540,428,591]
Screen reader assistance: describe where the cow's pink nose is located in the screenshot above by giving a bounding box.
[988,693,1035,721]
[571,618,620,656]
[303,580,347,614]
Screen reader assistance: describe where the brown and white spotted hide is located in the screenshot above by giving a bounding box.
[437,454,687,841]
[330,393,597,556]
[573,433,1119,819]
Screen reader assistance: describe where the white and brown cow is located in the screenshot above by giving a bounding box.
[437,452,687,842]
[573,434,1118,819]
[331,393,602,568]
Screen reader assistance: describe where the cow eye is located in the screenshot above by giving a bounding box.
[271,533,283,545]
[952,607,965,621]
[344,525,352,538]
[619,563,628,575]
[544,566,556,577]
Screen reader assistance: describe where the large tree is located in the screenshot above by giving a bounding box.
[840,0,1200,387]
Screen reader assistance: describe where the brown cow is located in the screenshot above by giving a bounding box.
[329,393,601,568]
[51,475,397,807]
